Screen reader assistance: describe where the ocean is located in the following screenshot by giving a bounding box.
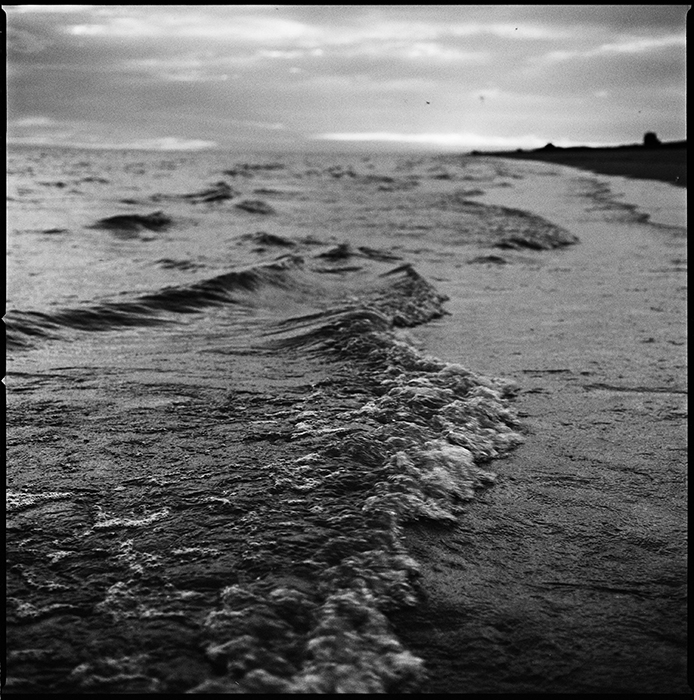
[6,146,687,693]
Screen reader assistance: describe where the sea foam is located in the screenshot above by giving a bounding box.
[187,264,524,693]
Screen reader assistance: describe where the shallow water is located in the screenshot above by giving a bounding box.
[5,146,686,693]
[6,147,579,331]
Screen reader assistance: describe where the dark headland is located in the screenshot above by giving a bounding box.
[472,135,687,188]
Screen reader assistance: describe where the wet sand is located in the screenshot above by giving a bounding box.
[392,170,688,693]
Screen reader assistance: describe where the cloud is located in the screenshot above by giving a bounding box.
[6,26,51,54]
[8,5,97,13]
[530,5,689,33]
[5,5,687,151]
[7,124,217,151]
[65,11,317,44]
[537,32,685,64]
[15,6,564,55]
[359,40,487,63]
[44,130,228,156]
[599,34,686,54]
[446,22,567,40]
[11,115,59,127]
[525,42,685,97]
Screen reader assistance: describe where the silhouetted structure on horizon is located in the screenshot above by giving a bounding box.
[469,133,686,187]
[643,131,662,148]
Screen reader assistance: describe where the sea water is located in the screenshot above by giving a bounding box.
[5,145,684,693]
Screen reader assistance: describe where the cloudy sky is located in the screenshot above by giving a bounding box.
[6,4,688,152]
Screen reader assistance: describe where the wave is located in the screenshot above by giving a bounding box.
[264,265,448,361]
[5,258,444,351]
[91,211,173,232]
[186,263,523,693]
[7,227,525,691]
[242,231,297,248]
[234,199,276,214]
[151,180,238,204]
[5,256,308,349]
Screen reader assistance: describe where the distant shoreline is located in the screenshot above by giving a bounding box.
[472,141,687,188]
[7,140,687,188]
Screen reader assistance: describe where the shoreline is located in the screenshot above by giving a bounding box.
[390,167,688,693]
[474,145,687,188]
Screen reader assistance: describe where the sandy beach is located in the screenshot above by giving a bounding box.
[483,143,687,188]
[392,164,688,693]
[6,149,688,693]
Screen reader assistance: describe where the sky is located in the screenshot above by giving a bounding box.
[5,4,689,152]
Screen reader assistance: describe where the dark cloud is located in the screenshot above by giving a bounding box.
[6,25,52,55]
[522,44,686,97]
[525,5,689,32]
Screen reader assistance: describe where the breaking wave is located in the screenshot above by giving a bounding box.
[5,255,450,352]
[7,245,523,692]
[6,149,544,693]
[184,260,523,693]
